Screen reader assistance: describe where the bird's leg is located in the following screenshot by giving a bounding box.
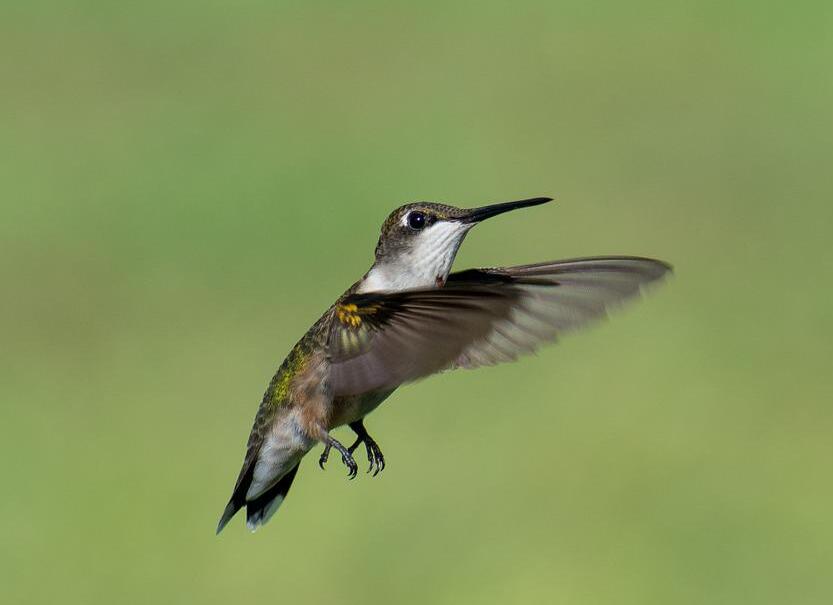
[348,419,385,476]
[318,443,332,470]
[319,434,358,479]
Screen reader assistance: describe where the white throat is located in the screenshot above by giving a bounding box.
[357,221,472,293]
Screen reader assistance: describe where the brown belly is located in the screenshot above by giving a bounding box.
[329,389,396,429]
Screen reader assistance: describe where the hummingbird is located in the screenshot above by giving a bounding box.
[216,197,670,533]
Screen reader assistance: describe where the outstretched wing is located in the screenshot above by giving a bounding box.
[327,257,670,396]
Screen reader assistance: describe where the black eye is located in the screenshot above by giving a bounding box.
[407,211,427,230]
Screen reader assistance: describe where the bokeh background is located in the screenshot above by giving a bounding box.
[2,1,832,603]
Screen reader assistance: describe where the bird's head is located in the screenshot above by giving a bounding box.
[359,197,553,293]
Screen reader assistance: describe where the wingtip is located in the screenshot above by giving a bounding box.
[634,257,674,282]
[651,258,674,278]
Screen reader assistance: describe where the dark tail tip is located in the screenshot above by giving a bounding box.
[216,463,301,534]
[216,499,241,535]
[244,463,301,532]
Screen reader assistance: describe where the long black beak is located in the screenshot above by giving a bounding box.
[460,197,553,224]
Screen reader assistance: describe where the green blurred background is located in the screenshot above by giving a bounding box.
[2,1,832,603]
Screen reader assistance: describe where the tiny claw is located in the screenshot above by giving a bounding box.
[365,446,375,474]
[339,449,358,480]
[367,440,385,477]
[318,444,331,470]
[344,423,387,478]
[347,460,358,480]
[324,435,359,479]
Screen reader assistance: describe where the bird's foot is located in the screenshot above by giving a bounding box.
[319,436,358,479]
[318,444,332,470]
[348,431,385,476]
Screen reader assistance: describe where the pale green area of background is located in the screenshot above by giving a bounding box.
[2,1,832,603]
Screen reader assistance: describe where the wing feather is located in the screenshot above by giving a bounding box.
[328,257,670,395]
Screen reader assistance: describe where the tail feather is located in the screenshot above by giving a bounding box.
[245,464,300,531]
[216,463,300,534]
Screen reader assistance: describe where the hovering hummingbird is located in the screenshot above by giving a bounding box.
[217,197,670,533]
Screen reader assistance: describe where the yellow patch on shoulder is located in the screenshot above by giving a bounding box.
[337,302,381,329]
[337,303,363,328]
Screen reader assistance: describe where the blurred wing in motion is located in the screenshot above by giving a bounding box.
[327,257,671,396]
